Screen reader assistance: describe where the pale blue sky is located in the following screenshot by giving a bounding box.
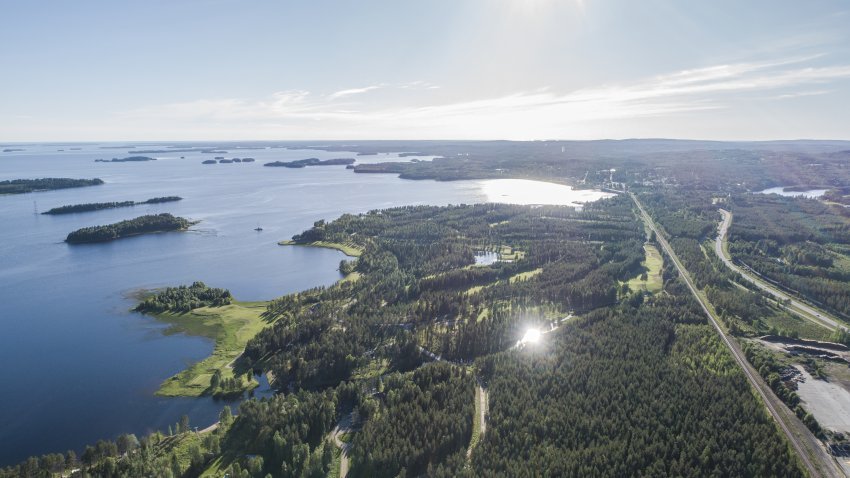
[2,0,849,141]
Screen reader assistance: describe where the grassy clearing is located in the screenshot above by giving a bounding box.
[509,268,542,283]
[498,245,525,261]
[327,446,342,478]
[464,284,488,296]
[153,301,269,397]
[278,239,363,257]
[469,386,483,454]
[465,268,542,297]
[200,452,240,477]
[625,244,663,293]
[351,358,389,380]
[340,271,361,284]
[761,307,834,342]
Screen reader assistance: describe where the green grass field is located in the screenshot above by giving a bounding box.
[469,386,483,455]
[278,239,363,257]
[153,301,269,397]
[625,244,664,293]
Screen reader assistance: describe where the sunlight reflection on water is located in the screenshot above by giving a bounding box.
[478,179,614,206]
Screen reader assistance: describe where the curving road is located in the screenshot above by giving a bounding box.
[631,193,843,478]
[715,209,847,332]
[331,413,353,478]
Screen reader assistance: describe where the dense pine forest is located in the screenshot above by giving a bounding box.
[727,193,850,319]
[473,284,803,477]
[4,193,813,477]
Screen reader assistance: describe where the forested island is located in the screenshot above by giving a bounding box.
[94,156,156,163]
[65,213,195,244]
[264,157,355,168]
[43,196,182,215]
[135,282,232,313]
[143,196,182,204]
[0,178,103,195]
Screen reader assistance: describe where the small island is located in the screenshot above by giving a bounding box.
[143,196,182,204]
[43,196,182,215]
[264,157,355,168]
[2,148,25,153]
[65,213,195,244]
[202,157,255,164]
[0,178,104,195]
[95,156,156,162]
[135,281,232,313]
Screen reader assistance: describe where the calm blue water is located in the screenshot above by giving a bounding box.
[0,143,486,465]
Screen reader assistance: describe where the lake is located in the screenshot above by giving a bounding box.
[0,144,608,465]
[757,186,828,199]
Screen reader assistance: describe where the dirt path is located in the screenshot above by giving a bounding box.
[331,413,353,478]
[197,422,219,434]
[632,193,844,478]
[467,381,488,459]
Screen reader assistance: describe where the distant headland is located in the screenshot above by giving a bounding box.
[0,178,104,195]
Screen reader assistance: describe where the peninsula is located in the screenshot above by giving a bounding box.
[0,178,104,195]
[94,156,156,162]
[134,282,266,397]
[263,157,355,168]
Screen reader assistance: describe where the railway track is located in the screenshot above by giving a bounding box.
[630,192,842,478]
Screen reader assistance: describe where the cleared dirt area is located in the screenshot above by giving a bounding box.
[794,365,850,434]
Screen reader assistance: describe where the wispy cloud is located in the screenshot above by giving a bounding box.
[773,90,832,99]
[328,85,384,100]
[120,55,850,139]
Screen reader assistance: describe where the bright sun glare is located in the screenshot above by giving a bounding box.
[520,327,542,345]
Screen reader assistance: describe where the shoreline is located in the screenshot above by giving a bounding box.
[278,239,363,257]
[144,300,268,397]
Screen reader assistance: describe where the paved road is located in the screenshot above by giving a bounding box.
[631,193,843,478]
[715,209,846,332]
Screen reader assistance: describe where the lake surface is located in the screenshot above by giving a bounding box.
[0,143,608,465]
[757,186,828,198]
[478,179,615,207]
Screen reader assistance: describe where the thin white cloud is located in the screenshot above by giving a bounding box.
[119,55,850,139]
[773,90,832,99]
[399,80,440,90]
[328,85,383,100]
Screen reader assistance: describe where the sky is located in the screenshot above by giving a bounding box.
[1,0,849,141]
